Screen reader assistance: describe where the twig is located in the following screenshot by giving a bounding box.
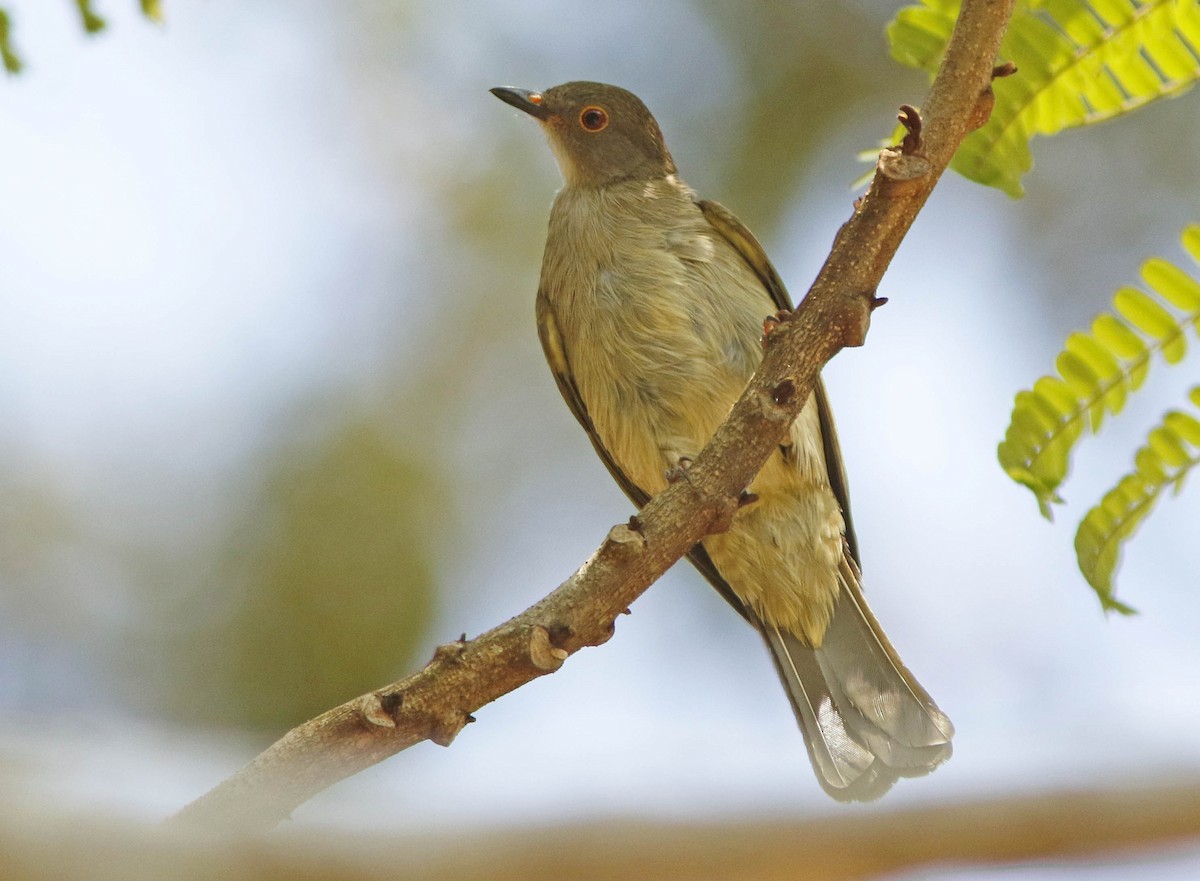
[173,0,1017,831]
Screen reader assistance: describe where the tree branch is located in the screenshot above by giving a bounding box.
[15,779,1200,879]
[173,0,1017,831]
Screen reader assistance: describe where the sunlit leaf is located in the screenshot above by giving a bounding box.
[887,0,1200,196]
[999,223,1200,518]
[1075,385,1200,610]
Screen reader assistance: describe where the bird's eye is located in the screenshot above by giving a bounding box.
[579,106,609,132]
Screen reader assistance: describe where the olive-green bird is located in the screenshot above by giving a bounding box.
[492,81,953,800]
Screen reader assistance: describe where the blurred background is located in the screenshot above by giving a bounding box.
[2,1,1199,877]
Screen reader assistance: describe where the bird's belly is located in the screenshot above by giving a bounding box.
[702,453,845,645]
[566,299,844,644]
[569,305,743,493]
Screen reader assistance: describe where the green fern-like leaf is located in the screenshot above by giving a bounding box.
[1075,384,1200,611]
[998,223,1200,517]
[888,0,1200,196]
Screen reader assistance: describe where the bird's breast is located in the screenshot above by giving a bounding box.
[542,183,764,492]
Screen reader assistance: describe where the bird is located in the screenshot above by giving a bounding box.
[491,81,953,800]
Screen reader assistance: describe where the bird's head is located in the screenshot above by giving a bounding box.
[491,81,676,188]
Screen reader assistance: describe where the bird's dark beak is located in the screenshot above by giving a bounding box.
[490,86,553,121]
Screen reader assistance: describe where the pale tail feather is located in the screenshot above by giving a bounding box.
[761,554,953,801]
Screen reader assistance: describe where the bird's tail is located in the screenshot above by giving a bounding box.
[761,554,953,801]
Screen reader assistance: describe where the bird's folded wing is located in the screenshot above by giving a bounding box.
[536,289,650,509]
[696,198,858,561]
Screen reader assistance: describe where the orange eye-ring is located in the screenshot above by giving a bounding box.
[529,93,543,105]
[579,105,609,132]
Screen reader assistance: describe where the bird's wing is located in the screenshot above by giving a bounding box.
[536,289,650,509]
[813,380,859,563]
[696,200,791,311]
[696,198,858,562]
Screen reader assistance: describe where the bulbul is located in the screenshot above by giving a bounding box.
[492,81,953,800]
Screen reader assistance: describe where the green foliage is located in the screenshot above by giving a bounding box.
[74,0,107,34]
[0,9,20,73]
[1075,386,1200,611]
[1000,224,1200,513]
[888,0,1200,196]
[164,419,441,730]
[1000,224,1200,607]
[1,1,162,74]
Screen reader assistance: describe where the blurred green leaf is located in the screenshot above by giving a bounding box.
[0,9,21,73]
[74,0,107,34]
[3,1,164,75]
[164,417,441,730]
[695,1,898,231]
